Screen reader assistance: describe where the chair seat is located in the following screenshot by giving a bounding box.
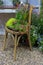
[5,27,27,35]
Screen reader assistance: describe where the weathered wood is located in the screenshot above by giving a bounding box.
[28,6,33,50]
[17,35,22,46]
[11,34,15,41]
[14,34,17,60]
[3,5,33,60]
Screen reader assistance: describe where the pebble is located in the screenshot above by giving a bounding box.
[0,35,43,65]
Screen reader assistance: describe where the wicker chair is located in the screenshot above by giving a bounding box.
[3,5,33,60]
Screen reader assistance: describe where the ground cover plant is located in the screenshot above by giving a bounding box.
[31,0,43,52]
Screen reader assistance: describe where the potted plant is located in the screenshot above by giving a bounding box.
[13,5,28,31]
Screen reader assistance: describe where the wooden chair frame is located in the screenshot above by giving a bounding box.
[3,5,33,60]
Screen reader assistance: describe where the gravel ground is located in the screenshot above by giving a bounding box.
[0,35,43,65]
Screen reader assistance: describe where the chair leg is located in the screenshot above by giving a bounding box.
[28,33,32,51]
[3,31,8,50]
[14,34,17,60]
[12,35,15,41]
[17,35,21,47]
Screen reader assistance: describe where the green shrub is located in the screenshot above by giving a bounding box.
[30,25,38,46]
[38,35,43,52]
[31,0,43,50]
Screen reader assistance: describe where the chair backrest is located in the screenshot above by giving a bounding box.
[28,6,33,26]
[26,5,33,32]
[17,5,33,32]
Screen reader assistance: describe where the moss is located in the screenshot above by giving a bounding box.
[6,18,17,27]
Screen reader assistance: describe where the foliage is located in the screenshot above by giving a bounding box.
[31,13,43,34]
[30,25,38,46]
[31,13,43,50]
[38,17,43,34]
[31,0,43,51]
[38,35,43,52]
[6,18,17,27]
[15,5,28,24]
[7,5,28,31]
[13,0,20,6]
[15,5,39,46]
[36,0,43,52]
[11,5,28,31]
